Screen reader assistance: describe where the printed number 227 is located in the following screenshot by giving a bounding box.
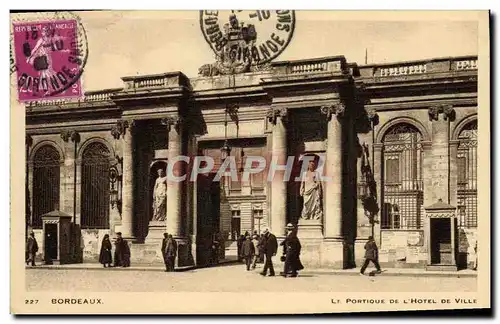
[25,299,38,304]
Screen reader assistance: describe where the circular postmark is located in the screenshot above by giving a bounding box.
[10,11,88,102]
[200,10,295,67]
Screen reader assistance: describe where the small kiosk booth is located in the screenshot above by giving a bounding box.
[41,210,73,265]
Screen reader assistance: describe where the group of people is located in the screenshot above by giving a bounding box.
[239,223,305,278]
[99,232,178,272]
[26,225,383,277]
[99,232,131,268]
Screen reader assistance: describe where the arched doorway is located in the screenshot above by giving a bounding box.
[81,142,111,229]
[32,145,61,228]
[381,123,424,230]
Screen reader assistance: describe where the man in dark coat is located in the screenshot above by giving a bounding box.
[26,232,38,266]
[161,233,169,271]
[360,236,382,275]
[280,223,304,277]
[236,234,245,262]
[260,228,277,277]
[165,234,178,272]
[114,232,131,268]
[241,235,255,271]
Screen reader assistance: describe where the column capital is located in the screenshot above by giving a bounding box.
[266,107,288,125]
[366,107,379,126]
[111,119,133,140]
[60,130,80,143]
[428,104,455,122]
[161,115,183,132]
[320,101,346,121]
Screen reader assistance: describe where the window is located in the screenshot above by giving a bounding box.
[230,210,241,241]
[32,145,60,228]
[385,157,400,183]
[81,142,111,229]
[381,123,424,229]
[252,209,263,234]
[457,120,477,228]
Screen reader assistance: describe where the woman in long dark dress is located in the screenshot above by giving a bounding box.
[99,234,112,268]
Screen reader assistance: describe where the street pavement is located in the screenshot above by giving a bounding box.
[25,263,477,292]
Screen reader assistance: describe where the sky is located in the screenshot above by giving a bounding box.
[11,10,479,92]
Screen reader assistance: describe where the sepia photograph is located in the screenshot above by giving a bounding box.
[9,9,490,314]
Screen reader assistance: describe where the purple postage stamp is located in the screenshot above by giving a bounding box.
[12,18,86,102]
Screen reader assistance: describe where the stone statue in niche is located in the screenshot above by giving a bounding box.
[299,159,323,221]
[152,168,167,222]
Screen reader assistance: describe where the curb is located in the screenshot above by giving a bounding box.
[25,263,476,278]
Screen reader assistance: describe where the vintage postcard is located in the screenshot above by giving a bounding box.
[10,10,490,314]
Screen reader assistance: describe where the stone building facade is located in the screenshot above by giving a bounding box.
[25,55,478,270]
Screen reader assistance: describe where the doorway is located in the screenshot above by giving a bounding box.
[44,223,58,261]
[430,218,452,264]
[196,173,221,267]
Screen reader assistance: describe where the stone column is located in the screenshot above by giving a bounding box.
[427,105,455,204]
[320,102,345,239]
[25,134,32,235]
[163,116,184,238]
[373,143,383,247]
[266,108,288,237]
[60,130,80,220]
[119,120,136,239]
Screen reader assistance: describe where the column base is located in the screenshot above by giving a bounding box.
[297,219,323,239]
[174,237,195,268]
[145,221,167,244]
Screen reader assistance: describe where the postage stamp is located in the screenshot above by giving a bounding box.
[11,15,88,102]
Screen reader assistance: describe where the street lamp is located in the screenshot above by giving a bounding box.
[109,165,122,214]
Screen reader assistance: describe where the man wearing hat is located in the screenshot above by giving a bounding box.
[114,232,131,267]
[280,223,304,278]
[260,228,278,277]
[26,231,38,266]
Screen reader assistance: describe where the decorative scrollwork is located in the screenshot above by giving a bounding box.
[110,120,130,140]
[428,104,455,121]
[161,116,183,132]
[320,102,346,121]
[266,108,288,125]
[366,108,379,126]
[82,142,111,161]
[60,130,80,143]
[33,145,60,166]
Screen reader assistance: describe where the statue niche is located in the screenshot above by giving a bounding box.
[150,161,167,223]
[299,156,324,221]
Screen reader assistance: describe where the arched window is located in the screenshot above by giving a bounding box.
[32,145,60,228]
[81,142,111,228]
[381,123,424,229]
[457,120,477,228]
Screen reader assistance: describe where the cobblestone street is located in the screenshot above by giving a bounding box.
[25,264,477,292]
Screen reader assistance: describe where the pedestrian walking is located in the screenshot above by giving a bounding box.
[360,236,382,275]
[280,223,304,278]
[99,234,113,268]
[26,231,38,267]
[237,234,245,262]
[241,235,255,271]
[260,228,277,277]
[251,234,260,269]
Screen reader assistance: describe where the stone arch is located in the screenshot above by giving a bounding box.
[452,113,478,140]
[77,137,115,162]
[29,140,64,164]
[375,116,430,144]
